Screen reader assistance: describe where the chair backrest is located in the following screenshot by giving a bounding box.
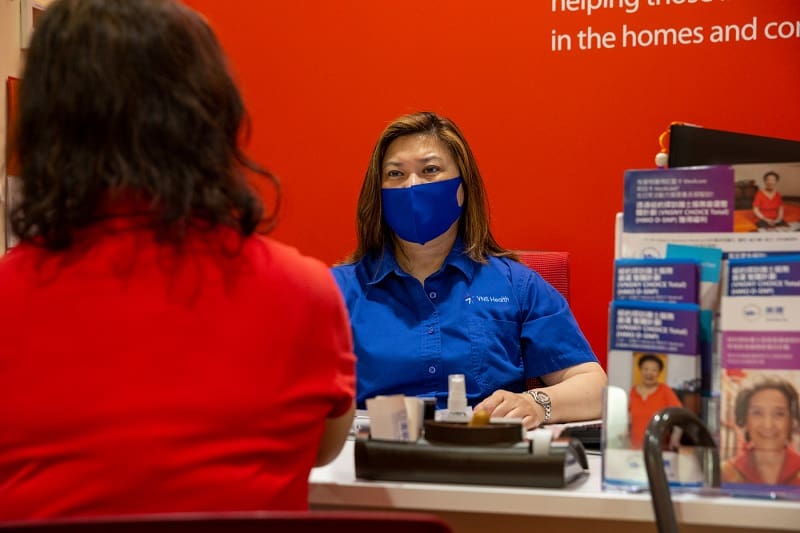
[516,250,570,390]
[0,511,453,533]
[515,250,570,303]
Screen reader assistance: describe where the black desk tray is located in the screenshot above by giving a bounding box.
[354,437,589,488]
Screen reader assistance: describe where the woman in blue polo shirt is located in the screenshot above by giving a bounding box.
[332,111,606,429]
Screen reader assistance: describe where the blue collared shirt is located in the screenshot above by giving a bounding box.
[331,241,597,408]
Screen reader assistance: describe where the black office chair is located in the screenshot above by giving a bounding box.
[0,510,453,533]
[643,407,720,533]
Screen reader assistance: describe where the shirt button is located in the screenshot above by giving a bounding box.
[429,291,437,300]
[428,366,436,374]
[427,327,435,335]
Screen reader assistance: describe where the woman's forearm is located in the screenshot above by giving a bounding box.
[539,362,607,423]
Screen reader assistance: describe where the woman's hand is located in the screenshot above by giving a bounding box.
[474,390,544,430]
[475,362,607,430]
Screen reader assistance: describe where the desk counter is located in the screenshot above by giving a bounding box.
[309,441,799,533]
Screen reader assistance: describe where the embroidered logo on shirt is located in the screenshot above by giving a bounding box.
[465,294,510,304]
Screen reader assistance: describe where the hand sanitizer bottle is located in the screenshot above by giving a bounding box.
[447,374,468,418]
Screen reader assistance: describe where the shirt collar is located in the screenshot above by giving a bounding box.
[365,236,476,286]
[733,446,800,484]
[446,237,477,280]
[365,249,402,286]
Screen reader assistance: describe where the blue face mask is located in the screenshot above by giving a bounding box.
[381,176,463,245]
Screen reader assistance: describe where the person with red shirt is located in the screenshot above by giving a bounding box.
[752,171,789,229]
[628,354,683,448]
[0,0,355,521]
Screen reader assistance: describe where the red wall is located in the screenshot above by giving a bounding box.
[183,0,800,365]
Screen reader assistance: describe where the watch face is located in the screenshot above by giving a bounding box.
[535,391,551,403]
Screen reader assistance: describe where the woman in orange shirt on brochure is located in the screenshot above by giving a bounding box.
[722,378,800,486]
[628,354,682,448]
[752,171,788,229]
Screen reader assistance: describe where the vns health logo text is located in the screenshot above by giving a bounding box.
[464,294,510,304]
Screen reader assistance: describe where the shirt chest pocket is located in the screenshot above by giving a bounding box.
[468,317,522,391]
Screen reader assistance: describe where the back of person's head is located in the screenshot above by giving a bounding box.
[352,111,508,263]
[11,0,278,249]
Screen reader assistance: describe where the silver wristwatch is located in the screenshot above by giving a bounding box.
[527,390,552,424]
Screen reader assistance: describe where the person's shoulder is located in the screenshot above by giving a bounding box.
[785,445,800,471]
[0,243,25,270]
[486,255,553,293]
[248,234,315,262]
[330,256,371,298]
[660,383,683,403]
[720,458,744,483]
[246,235,336,291]
[486,255,536,278]
[0,242,41,281]
[331,260,358,281]
[0,246,23,289]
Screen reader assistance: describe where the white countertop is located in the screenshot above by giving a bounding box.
[309,440,800,531]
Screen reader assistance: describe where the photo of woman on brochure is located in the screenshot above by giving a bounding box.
[628,353,685,449]
[720,370,800,487]
[733,166,800,233]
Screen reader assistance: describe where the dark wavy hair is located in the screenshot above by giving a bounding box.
[10,0,278,249]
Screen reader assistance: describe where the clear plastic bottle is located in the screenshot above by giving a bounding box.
[447,373,468,416]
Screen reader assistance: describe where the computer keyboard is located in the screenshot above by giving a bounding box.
[558,422,602,451]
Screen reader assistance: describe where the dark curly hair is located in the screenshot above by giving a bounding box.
[10,0,278,249]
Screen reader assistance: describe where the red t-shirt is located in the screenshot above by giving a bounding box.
[0,220,355,520]
[753,189,784,220]
[628,383,682,448]
[722,446,800,486]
